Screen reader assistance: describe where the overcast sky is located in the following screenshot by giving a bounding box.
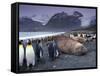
[19,4,96,26]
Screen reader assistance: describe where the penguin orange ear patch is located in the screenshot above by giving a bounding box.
[11,2,97,73]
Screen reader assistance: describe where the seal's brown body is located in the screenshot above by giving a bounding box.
[55,36,88,55]
[71,36,86,43]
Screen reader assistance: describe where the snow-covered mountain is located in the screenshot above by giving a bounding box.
[19,12,96,32]
[19,17,43,32]
[45,11,82,30]
[31,15,50,25]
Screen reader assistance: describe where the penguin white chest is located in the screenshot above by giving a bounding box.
[19,45,24,66]
[26,45,35,66]
[55,50,59,57]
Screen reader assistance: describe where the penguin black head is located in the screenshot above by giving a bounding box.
[19,40,23,45]
[27,40,32,45]
[36,40,40,44]
[38,40,41,43]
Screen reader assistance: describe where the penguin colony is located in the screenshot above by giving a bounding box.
[19,32,96,69]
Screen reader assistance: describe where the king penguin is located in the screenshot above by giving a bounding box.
[19,40,24,66]
[53,40,59,58]
[26,40,35,67]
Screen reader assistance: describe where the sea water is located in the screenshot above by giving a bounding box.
[19,32,65,40]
